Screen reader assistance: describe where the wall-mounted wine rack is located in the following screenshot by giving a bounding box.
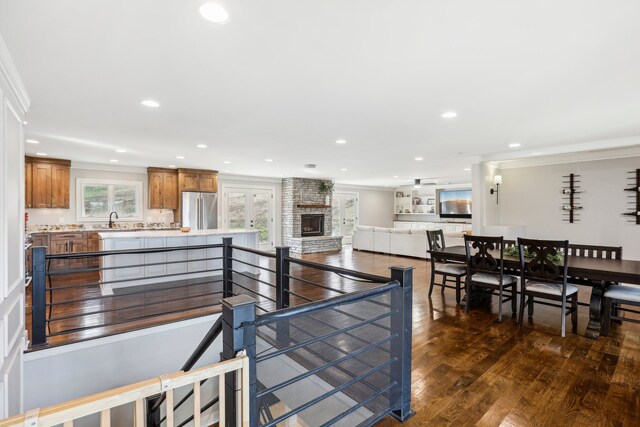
[562,173,582,223]
[623,169,640,224]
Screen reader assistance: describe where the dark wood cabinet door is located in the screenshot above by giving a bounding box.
[32,162,52,208]
[49,240,68,270]
[163,173,178,209]
[51,164,70,208]
[69,239,88,268]
[149,171,163,209]
[25,161,33,208]
[87,234,100,268]
[199,174,218,193]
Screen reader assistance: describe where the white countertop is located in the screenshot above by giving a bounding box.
[98,229,259,239]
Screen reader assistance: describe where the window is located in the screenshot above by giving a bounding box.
[76,179,143,221]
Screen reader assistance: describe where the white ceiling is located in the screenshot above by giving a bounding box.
[1,0,639,187]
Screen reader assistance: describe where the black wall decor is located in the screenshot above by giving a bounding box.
[623,169,640,224]
[562,173,582,223]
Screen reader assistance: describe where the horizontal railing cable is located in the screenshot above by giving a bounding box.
[46,279,224,307]
[230,256,276,274]
[230,281,277,303]
[47,291,224,323]
[257,334,395,398]
[262,358,397,427]
[285,257,390,283]
[255,310,395,363]
[44,243,225,259]
[318,382,396,427]
[46,268,224,294]
[285,274,347,294]
[230,269,276,288]
[254,282,398,327]
[46,256,224,277]
[229,245,276,259]
[283,288,314,302]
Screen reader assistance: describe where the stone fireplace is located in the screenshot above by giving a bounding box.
[301,214,324,237]
[281,177,343,254]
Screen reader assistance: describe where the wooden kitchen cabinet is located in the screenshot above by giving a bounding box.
[26,233,49,275]
[177,168,218,193]
[148,168,178,209]
[26,156,71,209]
[50,232,87,269]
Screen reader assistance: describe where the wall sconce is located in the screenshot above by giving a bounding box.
[490,175,502,204]
[414,179,421,189]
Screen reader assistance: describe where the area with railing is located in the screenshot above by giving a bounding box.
[23,238,415,426]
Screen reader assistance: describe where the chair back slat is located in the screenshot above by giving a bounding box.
[464,235,504,275]
[427,229,446,251]
[517,238,569,282]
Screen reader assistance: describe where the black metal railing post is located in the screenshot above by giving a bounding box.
[223,237,233,298]
[275,246,290,309]
[389,266,415,421]
[222,295,257,427]
[31,246,47,347]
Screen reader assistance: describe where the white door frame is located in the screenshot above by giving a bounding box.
[333,191,359,244]
[220,183,276,249]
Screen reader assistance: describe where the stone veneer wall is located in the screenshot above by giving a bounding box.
[282,177,340,252]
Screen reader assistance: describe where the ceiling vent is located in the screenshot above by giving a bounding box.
[304,164,317,169]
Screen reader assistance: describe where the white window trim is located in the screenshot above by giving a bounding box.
[75,178,144,222]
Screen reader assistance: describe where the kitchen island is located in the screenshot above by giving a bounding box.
[98,229,259,294]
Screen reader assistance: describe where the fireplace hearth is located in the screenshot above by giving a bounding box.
[301,214,324,237]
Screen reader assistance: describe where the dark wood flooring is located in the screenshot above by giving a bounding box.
[25,247,640,425]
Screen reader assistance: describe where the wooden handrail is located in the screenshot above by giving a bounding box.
[0,355,249,427]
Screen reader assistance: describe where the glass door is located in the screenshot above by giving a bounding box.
[332,192,359,245]
[223,187,274,251]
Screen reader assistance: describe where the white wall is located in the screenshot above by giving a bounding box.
[0,34,29,417]
[24,315,222,424]
[493,155,640,259]
[335,185,394,228]
[26,164,174,226]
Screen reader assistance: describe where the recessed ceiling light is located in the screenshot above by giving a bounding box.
[415,157,423,161]
[441,111,458,118]
[197,144,207,148]
[223,161,231,164]
[464,168,471,171]
[340,168,348,172]
[265,158,273,162]
[393,175,399,178]
[336,139,347,144]
[26,139,39,144]
[110,159,119,163]
[199,3,230,24]
[168,164,177,168]
[23,121,28,125]
[224,169,231,173]
[176,155,185,159]
[36,152,47,156]
[116,149,127,153]
[509,143,521,148]
[140,99,160,108]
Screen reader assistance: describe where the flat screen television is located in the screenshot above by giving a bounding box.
[438,189,472,219]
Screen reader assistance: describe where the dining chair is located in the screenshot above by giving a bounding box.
[517,238,577,337]
[463,235,517,321]
[427,229,466,304]
[601,285,640,336]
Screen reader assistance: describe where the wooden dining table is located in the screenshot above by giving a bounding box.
[428,245,640,339]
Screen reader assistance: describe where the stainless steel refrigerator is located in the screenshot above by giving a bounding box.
[181,192,218,229]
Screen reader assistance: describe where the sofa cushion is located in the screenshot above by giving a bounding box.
[410,229,427,235]
[390,228,411,234]
[356,225,374,231]
[374,227,391,233]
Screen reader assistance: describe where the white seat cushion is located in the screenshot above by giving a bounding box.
[471,272,517,286]
[434,263,466,276]
[525,280,578,296]
[604,285,640,303]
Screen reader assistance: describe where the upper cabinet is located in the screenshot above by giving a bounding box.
[148,167,178,210]
[26,156,71,208]
[177,168,218,193]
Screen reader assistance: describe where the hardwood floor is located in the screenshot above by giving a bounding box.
[25,246,640,425]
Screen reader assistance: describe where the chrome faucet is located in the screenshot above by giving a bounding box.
[108,211,119,229]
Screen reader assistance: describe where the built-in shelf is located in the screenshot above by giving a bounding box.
[296,204,331,208]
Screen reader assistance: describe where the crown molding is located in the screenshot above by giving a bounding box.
[218,173,283,184]
[0,35,30,114]
[496,145,640,170]
[334,183,395,192]
[72,161,147,174]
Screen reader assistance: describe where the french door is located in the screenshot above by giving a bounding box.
[223,186,275,251]
[332,192,359,245]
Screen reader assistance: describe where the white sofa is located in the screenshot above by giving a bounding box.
[353,224,469,259]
